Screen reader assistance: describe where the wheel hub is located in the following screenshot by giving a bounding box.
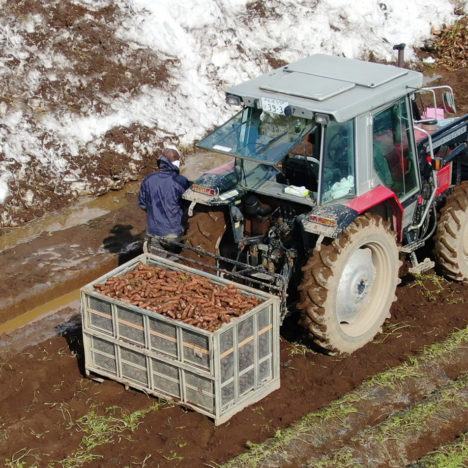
[337,248,376,323]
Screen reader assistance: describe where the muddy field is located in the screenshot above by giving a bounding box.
[0,8,467,468]
[0,252,466,467]
[0,184,467,467]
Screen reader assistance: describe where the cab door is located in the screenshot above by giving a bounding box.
[372,97,420,201]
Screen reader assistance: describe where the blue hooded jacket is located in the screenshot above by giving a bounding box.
[138,156,189,237]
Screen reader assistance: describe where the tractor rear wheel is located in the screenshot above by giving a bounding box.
[434,181,468,282]
[298,213,400,354]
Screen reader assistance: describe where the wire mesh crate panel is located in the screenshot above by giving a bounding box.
[151,358,181,398]
[89,336,117,375]
[257,306,273,362]
[149,317,178,357]
[182,328,211,370]
[120,347,148,386]
[239,368,255,395]
[219,328,234,383]
[259,357,272,381]
[117,306,145,345]
[184,371,215,411]
[221,352,235,384]
[218,306,274,380]
[238,317,255,373]
[258,306,273,333]
[256,307,275,383]
[221,381,235,407]
[185,370,214,394]
[217,304,275,409]
[238,315,254,340]
[258,326,272,359]
[87,295,113,335]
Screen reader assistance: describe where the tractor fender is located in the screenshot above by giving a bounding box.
[345,186,404,241]
[302,204,359,238]
[302,187,404,240]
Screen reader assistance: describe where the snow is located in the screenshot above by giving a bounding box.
[0,0,466,221]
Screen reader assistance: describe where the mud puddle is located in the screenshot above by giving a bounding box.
[0,182,141,252]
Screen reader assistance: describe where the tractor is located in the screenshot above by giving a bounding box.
[169,54,467,354]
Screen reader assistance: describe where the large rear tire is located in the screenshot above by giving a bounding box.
[434,181,468,282]
[298,213,401,354]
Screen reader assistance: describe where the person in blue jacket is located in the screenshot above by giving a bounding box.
[138,146,189,255]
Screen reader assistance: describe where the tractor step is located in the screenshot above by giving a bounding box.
[408,253,435,275]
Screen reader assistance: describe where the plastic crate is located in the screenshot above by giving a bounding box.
[80,253,280,425]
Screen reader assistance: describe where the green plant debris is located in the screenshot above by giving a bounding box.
[310,449,362,468]
[408,432,468,467]
[428,16,468,70]
[129,453,153,467]
[417,327,467,363]
[411,273,448,301]
[158,449,184,461]
[300,374,468,467]
[410,273,464,304]
[363,359,422,389]
[288,341,318,357]
[374,372,468,442]
[4,448,40,468]
[57,402,164,468]
[373,321,413,344]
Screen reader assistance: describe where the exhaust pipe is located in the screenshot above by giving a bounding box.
[393,43,406,67]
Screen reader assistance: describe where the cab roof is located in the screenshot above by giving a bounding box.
[227,54,423,122]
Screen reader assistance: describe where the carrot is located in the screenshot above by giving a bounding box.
[94,262,263,330]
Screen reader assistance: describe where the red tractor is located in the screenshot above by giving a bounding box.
[174,54,468,354]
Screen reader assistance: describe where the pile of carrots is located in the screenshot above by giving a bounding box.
[94,263,262,331]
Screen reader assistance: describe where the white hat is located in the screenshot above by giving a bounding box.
[164,144,181,159]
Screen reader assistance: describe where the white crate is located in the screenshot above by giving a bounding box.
[81,253,280,425]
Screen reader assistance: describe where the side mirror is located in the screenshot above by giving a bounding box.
[443,92,457,114]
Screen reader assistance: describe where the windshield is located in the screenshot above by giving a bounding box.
[198,107,316,165]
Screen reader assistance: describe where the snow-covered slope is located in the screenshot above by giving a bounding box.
[0,0,465,227]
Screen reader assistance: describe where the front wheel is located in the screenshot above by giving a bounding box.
[434,181,468,282]
[298,213,401,354]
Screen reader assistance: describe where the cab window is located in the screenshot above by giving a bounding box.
[321,119,355,203]
[372,98,419,198]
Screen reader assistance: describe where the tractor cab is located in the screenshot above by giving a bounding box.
[184,54,424,214]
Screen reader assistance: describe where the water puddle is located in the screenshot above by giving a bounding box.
[0,289,81,337]
[0,181,140,252]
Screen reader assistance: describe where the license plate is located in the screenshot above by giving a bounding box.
[261,97,289,115]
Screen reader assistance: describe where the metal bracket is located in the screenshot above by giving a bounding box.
[188,200,197,217]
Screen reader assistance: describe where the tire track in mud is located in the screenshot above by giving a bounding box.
[302,373,468,467]
[223,328,468,468]
[408,431,467,467]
